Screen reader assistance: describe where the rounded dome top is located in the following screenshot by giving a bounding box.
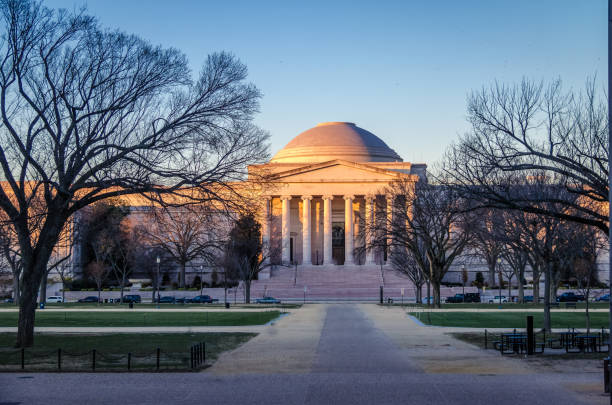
[270,122,402,163]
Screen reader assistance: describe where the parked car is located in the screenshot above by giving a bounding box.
[596,294,610,302]
[78,296,100,303]
[446,293,480,303]
[556,292,584,302]
[421,297,434,304]
[46,296,63,303]
[191,295,218,304]
[2,298,14,304]
[523,296,534,303]
[157,296,176,304]
[256,296,281,304]
[121,294,141,304]
[175,297,192,303]
[486,296,508,303]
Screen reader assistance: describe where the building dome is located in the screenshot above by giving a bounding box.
[270,122,403,164]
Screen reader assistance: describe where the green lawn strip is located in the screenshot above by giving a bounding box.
[0,303,301,310]
[0,311,281,327]
[409,311,608,329]
[0,332,255,371]
[395,302,609,310]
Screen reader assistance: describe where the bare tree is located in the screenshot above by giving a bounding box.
[470,209,505,288]
[380,179,473,308]
[390,247,426,303]
[140,205,223,288]
[223,214,273,303]
[86,261,109,304]
[444,78,608,233]
[0,1,269,346]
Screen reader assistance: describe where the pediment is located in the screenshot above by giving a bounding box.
[272,159,409,182]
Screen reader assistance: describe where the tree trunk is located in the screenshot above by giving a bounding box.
[533,273,540,305]
[180,263,186,289]
[487,261,496,288]
[12,276,20,305]
[39,274,48,304]
[585,293,591,334]
[433,282,441,309]
[518,281,524,304]
[16,259,49,347]
[245,280,251,304]
[120,273,125,304]
[543,265,552,332]
[426,280,431,307]
[508,275,513,302]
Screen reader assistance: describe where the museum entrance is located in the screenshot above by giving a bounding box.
[332,222,345,265]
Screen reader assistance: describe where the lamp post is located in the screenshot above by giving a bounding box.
[156,256,160,304]
[200,265,203,295]
[497,258,502,307]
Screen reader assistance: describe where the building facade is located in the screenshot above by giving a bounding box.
[250,121,426,268]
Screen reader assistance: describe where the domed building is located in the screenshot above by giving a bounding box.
[249,122,426,269]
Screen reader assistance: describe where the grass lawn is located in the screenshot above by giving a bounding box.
[0,303,301,309]
[0,332,255,371]
[396,302,610,310]
[410,311,608,329]
[0,311,281,327]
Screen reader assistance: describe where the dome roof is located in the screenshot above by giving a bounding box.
[270,122,402,164]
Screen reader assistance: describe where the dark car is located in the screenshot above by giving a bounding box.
[446,293,480,303]
[157,296,176,304]
[121,294,141,304]
[2,298,14,304]
[191,295,218,304]
[78,296,99,303]
[524,296,534,303]
[556,292,584,302]
[175,297,192,303]
[596,294,610,302]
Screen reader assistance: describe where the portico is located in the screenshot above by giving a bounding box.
[250,122,426,267]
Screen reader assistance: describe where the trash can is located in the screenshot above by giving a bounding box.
[129,302,134,309]
[104,299,108,303]
[39,302,45,309]
[225,302,230,309]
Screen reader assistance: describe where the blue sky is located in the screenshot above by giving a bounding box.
[46,0,607,164]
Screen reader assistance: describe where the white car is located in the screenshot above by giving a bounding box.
[46,296,63,303]
[486,295,508,303]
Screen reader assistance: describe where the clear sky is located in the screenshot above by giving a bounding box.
[46,0,607,165]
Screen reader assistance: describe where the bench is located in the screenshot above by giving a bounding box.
[564,302,577,309]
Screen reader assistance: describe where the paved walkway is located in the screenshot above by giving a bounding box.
[0,304,607,405]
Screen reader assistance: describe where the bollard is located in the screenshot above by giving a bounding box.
[379,286,383,304]
[527,316,534,355]
[58,348,61,370]
[484,329,487,350]
[128,352,131,371]
[92,349,96,371]
[605,358,610,393]
[156,348,160,371]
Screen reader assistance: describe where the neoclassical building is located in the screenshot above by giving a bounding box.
[250,122,426,268]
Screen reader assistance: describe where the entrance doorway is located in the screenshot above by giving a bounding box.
[332,222,345,264]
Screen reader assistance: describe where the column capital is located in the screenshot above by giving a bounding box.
[322,194,334,200]
[343,195,355,201]
[365,194,375,203]
[280,195,292,201]
[301,195,313,201]
[262,195,272,201]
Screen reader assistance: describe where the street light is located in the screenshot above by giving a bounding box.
[156,256,161,304]
[497,258,502,306]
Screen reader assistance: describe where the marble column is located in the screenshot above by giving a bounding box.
[261,196,271,264]
[301,195,313,265]
[385,194,393,265]
[322,195,333,265]
[281,195,291,264]
[364,195,376,265]
[344,195,355,265]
